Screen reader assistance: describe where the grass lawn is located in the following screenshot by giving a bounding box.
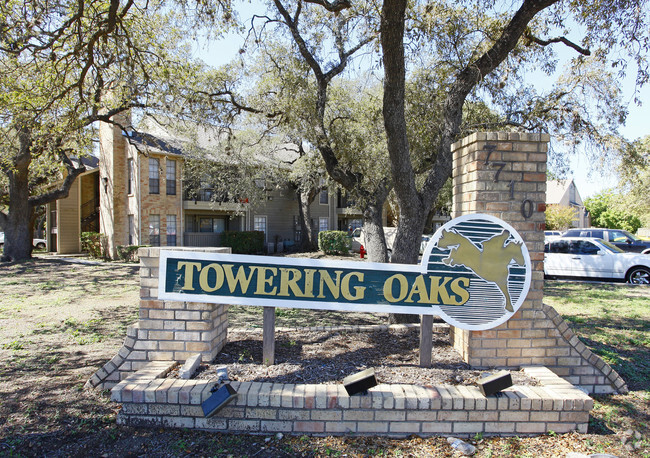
[0,258,648,456]
[544,280,650,450]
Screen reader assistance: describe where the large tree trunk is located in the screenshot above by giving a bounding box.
[362,199,388,263]
[382,0,421,324]
[297,188,318,251]
[1,128,85,262]
[2,153,35,262]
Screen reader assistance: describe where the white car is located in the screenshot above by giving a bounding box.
[544,237,650,284]
[544,230,563,242]
[0,232,47,250]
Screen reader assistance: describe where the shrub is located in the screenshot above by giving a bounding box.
[221,231,265,254]
[116,245,141,262]
[80,232,105,259]
[318,230,350,255]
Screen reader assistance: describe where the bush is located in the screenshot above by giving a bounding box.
[80,232,105,259]
[221,231,265,254]
[318,230,350,255]
[116,245,141,262]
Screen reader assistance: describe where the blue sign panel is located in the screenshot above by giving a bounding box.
[159,214,532,330]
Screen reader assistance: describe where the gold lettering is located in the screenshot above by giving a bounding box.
[406,275,430,303]
[176,261,201,291]
[428,276,452,304]
[303,269,316,298]
[383,274,408,303]
[317,270,342,299]
[450,277,470,305]
[222,264,255,294]
[254,266,277,295]
[198,263,224,292]
[341,272,366,301]
[279,268,311,297]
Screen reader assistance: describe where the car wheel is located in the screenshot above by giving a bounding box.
[35,242,46,250]
[626,267,650,284]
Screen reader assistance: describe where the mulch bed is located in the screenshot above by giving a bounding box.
[176,326,536,386]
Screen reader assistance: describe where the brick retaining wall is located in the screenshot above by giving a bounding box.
[111,362,593,436]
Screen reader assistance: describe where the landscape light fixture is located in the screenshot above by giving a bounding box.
[343,368,378,396]
[477,370,513,396]
[201,383,238,418]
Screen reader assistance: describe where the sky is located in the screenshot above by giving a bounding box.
[569,82,649,199]
[192,6,649,201]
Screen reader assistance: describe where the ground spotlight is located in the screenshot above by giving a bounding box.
[343,368,378,396]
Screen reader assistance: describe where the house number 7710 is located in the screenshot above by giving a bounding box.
[484,143,535,219]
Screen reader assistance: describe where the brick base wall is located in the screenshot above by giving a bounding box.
[111,362,593,437]
[86,247,231,390]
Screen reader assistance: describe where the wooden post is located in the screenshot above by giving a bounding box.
[263,306,276,366]
[419,315,433,367]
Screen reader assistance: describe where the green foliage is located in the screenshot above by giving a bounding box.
[318,231,350,255]
[585,191,642,232]
[221,231,264,254]
[115,245,141,263]
[80,232,105,259]
[618,136,650,227]
[545,204,577,230]
[599,210,642,233]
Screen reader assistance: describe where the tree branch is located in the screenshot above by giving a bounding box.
[28,150,86,207]
[303,0,351,13]
[524,30,591,56]
[421,0,561,204]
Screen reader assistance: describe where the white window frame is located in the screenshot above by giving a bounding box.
[254,215,267,242]
[319,217,329,233]
[149,158,160,194]
[166,214,177,246]
[319,178,328,205]
[149,214,160,246]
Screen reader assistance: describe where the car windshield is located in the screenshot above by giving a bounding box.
[609,229,640,242]
[599,240,624,253]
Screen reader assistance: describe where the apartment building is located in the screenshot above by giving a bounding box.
[46,116,367,257]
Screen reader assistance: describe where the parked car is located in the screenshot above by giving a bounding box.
[544,230,563,241]
[349,226,397,258]
[348,227,429,259]
[562,228,650,254]
[544,237,650,284]
[0,232,47,250]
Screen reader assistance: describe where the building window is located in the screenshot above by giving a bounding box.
[319,178,328,204]
[166,159,176,195]
[346,219,362,233]
[199,217,225,233]
[166,215,177,246]
[149,158,160,194]
[128,215,135,245]
[128,159,134,195]
[319,217,329,233]
[254,215,267,241]
[149,214,160,246]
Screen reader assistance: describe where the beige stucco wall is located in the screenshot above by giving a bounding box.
[56,179,80,254]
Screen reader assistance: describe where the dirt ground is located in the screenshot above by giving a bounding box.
[0,255,647,457]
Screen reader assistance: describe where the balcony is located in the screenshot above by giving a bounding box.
[183,232,223,247]
[183,189,248,212]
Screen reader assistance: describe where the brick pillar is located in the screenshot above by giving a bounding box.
[99,114,130,259]
[86,247,231,389]
[448,132,627,394]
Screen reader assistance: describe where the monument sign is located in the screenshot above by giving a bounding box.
[159,214,531,331]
